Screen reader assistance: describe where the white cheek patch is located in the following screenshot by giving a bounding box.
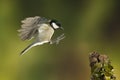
[52,23,59,29]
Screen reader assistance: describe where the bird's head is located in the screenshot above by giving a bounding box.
[50,19,64,30]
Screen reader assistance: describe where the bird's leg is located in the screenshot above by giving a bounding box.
[50,33,65,44]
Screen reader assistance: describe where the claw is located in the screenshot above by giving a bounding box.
[50,33,65,44]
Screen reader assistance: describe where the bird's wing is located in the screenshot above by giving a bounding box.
[18,16,48,41]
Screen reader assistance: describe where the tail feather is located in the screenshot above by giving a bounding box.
[20,43,35,56]
[20,41,49,56]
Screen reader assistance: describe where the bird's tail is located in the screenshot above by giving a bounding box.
[20,41,49,56]
[20,43,35,56]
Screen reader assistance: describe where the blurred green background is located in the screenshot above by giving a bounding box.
[0,0,120,80]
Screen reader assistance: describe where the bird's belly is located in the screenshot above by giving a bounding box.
[38,27,54,42]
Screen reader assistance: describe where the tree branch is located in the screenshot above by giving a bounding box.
[89,52,116,80]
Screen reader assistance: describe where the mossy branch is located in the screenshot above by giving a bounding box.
[89,52,116,80]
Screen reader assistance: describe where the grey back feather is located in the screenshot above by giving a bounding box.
[18,16,48,41]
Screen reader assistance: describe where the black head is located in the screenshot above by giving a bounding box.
[50,19,63,30]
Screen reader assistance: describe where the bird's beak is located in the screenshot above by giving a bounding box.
[60,27,64,30]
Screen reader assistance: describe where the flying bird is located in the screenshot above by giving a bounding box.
[18,16,65,55]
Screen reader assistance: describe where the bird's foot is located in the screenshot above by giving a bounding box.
[50,33,65,44]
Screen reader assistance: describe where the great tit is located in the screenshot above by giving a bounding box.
[18,16,65,55]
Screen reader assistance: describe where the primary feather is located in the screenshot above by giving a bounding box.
[18,16,48,41]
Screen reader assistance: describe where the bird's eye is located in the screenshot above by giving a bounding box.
[56,22,61,27]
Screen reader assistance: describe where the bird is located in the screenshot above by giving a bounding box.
[18,16,65,55]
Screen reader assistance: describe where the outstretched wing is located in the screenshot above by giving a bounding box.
[18,16,48,41]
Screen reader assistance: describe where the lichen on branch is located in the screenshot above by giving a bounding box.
[89,52,116,80]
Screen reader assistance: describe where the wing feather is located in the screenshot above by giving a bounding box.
[18,16,48,41]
